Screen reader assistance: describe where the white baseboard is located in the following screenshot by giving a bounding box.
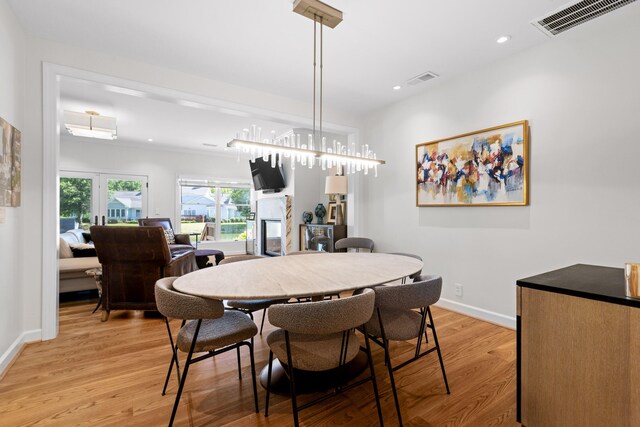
[0,329,42,378]
[436,298,516,330]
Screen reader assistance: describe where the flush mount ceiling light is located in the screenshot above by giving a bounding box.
[496,35,512,44]
[228,0,385,176]
[393,85,402,90]
[63,110,117,140]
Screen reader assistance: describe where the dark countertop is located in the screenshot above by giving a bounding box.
[517,264,640,309]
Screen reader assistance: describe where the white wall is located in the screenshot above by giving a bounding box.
[20,36,362,335]
[361,11,640,326]
[0,0,27,373]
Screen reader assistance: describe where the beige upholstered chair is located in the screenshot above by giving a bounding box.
[286,250,329,256]
[388,252,423,283]
[362,275,449,425]
[221,255,288,334]
[155,277,259,427]
[334,237,375,252]
[264,289,383,427]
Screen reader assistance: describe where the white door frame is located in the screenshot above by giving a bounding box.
[99,173,148,224]
[42,63,360,340]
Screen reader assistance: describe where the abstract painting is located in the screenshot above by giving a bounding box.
[416,121,528,206]
[0,116,21,207]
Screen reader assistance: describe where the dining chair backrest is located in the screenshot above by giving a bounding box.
[155,277,225,320]
[388,252,422,261]
[334,237,375,252]
[389,252,423,279]
[268,288,375,335]
[286,250,328,256]
[373,275,442,311]
[218,255,263,264]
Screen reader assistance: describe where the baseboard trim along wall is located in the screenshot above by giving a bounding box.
[436,298,516,330]
[0,329,42,379]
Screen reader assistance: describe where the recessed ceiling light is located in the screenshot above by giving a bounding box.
[496,35,512,44]
[393,85,402,90]
[147,138,153,142]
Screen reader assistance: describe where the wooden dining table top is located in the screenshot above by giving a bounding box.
[173,253,423,300]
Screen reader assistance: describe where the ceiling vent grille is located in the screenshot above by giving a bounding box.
[407,71,439,86]
[532,0,637,36]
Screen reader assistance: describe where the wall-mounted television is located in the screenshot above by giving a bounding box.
[249,155,286,193]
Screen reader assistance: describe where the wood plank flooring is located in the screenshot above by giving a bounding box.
[0,297,517,426]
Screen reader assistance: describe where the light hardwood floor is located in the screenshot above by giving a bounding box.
[0,297,517,426]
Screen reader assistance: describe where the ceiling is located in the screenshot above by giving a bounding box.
[9,0,578,115]
[59,77,296,153]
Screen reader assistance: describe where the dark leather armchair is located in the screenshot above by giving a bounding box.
[90,226,197,321]
[138,217,194,253]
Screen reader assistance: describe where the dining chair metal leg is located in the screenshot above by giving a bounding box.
[236,346,242,379]
[169,319,202,427]
[378,308,403,426]
[260,308,267,335]
[162,318,182,396]
[284,331,300,427]
[248,341,259,413]
[427,307,450,394]
[362,323,384,426]
[414,311,428,359]
[265,350,274,417]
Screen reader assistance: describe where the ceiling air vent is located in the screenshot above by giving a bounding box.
[407,71,439,86]
[531,0,637,37]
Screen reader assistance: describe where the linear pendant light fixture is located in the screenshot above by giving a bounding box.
[63,110,117,140]
[228,0,385,176]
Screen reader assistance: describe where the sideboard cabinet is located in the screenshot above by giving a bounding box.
[299,224,347,252]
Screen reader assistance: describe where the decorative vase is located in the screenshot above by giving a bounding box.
[314,203,326,224]
[302,211,313,224]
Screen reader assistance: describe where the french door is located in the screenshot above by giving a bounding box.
[59,171,148,230]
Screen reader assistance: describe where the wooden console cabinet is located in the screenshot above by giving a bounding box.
[517,264,639,426]
[299,224,346,252]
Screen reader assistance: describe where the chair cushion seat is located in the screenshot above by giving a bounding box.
[227,299,287,311]
[267,329,360,372]
[364,308,422,341]
[177,311,258,353]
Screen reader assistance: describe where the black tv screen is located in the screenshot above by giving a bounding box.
[250,155,285,192]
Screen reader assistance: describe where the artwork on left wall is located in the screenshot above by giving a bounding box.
[416,120,528,207]
[0,116,21,207]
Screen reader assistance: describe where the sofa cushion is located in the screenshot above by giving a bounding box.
[59,238,74,259]
[71,244,98,258]
[163,228,176,244]
[59,256,101,274]
[60,230,83,245]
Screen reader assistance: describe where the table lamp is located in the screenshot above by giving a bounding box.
[325,175,348,225]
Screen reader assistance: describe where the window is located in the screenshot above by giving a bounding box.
[179,180,251,242]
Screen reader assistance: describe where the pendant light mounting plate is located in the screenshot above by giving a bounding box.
[293,0,343,28]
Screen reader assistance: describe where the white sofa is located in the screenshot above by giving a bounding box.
[59,229,101,293]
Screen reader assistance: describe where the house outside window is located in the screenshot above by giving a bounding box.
[178,181,251,242]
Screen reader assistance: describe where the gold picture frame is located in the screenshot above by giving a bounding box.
[326,201,346,224]
[416,120,529,207]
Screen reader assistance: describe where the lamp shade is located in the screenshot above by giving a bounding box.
[325,175,348,195]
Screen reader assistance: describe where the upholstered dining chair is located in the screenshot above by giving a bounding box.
[335,237,375,252]
[221,255,288,335]
[264,289,383,427]
[388,252,423,283]
[155,277,259,427]
[362,275,449,426]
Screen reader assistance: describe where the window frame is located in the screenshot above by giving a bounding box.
[177,179,251,242]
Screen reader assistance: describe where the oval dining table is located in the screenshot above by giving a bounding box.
[173,252,423,393]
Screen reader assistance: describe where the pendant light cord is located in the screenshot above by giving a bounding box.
[320,16,323,142]
[313,16,317,143]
